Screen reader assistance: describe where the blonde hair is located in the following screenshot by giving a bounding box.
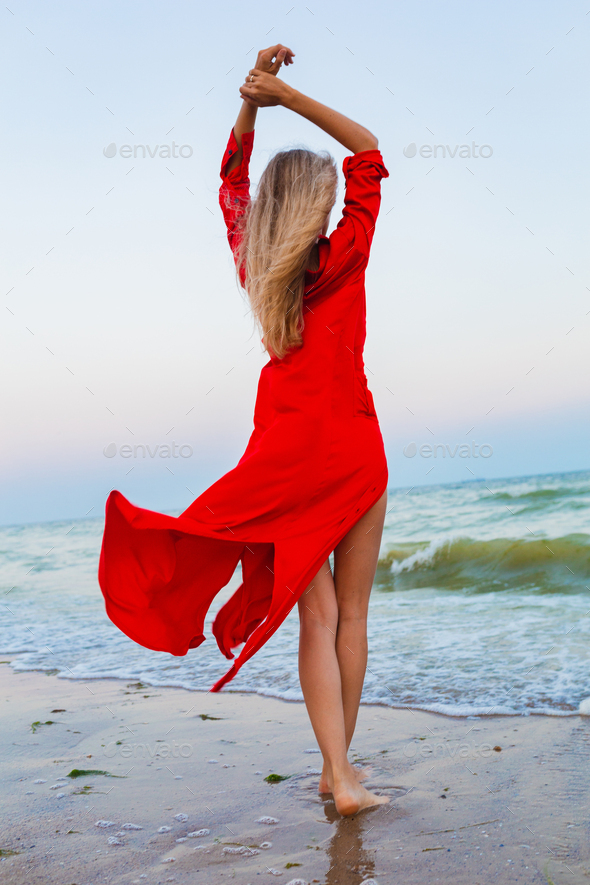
[230,147,338,360]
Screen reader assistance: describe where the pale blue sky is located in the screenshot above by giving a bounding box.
[1,0,589,524]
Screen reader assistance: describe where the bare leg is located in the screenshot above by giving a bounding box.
[298,561,349,788]
[335,488,388,745]
[318,489,388,792]
[297,490,389,815]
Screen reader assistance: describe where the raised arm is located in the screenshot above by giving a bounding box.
[239,64,378,155]
[281,91,378,154]
[225,44,296,176]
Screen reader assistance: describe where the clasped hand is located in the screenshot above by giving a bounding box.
[240,43,295,107]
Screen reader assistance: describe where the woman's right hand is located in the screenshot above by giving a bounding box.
[240,69,292,108]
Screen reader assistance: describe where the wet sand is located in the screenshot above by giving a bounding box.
[1,659,589,884]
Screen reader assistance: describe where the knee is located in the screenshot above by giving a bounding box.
[298,597,338,632]
[336,609,368,628]
[298,586,339,635]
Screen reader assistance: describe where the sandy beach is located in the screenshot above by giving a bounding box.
[1,659,588,885]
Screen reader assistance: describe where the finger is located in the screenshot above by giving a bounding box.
[274,44,295,58]
[263,43,284,56]
[274,46,293,65]
[280,46,295,65]
[261,43,295,58]
[269,49,286,73]
[264,44,294,68]
[239,83,257,99]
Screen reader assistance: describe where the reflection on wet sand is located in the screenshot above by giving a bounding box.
[322,800,376,885]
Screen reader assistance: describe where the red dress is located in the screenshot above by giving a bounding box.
[98,127,390,692]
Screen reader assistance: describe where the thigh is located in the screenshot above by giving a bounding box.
[333,489,388,619]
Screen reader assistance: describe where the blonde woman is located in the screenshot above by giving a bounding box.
[99,44,390,816]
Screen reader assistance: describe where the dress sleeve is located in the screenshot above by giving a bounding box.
[219,127,255,287]
[331,148,389,262]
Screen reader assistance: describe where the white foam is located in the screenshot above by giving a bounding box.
[389,534,461,575]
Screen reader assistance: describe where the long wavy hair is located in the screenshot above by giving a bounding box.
[230,147,338,361]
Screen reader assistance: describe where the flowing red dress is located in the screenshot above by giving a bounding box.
[98,127,389,692]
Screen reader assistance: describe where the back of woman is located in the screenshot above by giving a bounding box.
[219,115,389,428]
[99,43,391,818]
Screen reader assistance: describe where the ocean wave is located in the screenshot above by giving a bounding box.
[481,485,590,512]
[376,533,590,593]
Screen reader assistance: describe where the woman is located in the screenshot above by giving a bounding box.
[99,44,390,816]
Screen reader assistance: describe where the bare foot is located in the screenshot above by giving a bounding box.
[332,778,389,817]
[318,763,370,794]
[320,763,389,816]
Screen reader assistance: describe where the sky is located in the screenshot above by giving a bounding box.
[1,0,589,525]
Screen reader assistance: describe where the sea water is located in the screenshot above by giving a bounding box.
[1,469,589,717]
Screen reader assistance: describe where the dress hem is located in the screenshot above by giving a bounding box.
[208,464,389,692]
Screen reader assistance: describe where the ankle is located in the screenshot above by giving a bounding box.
[330,761,356,784]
